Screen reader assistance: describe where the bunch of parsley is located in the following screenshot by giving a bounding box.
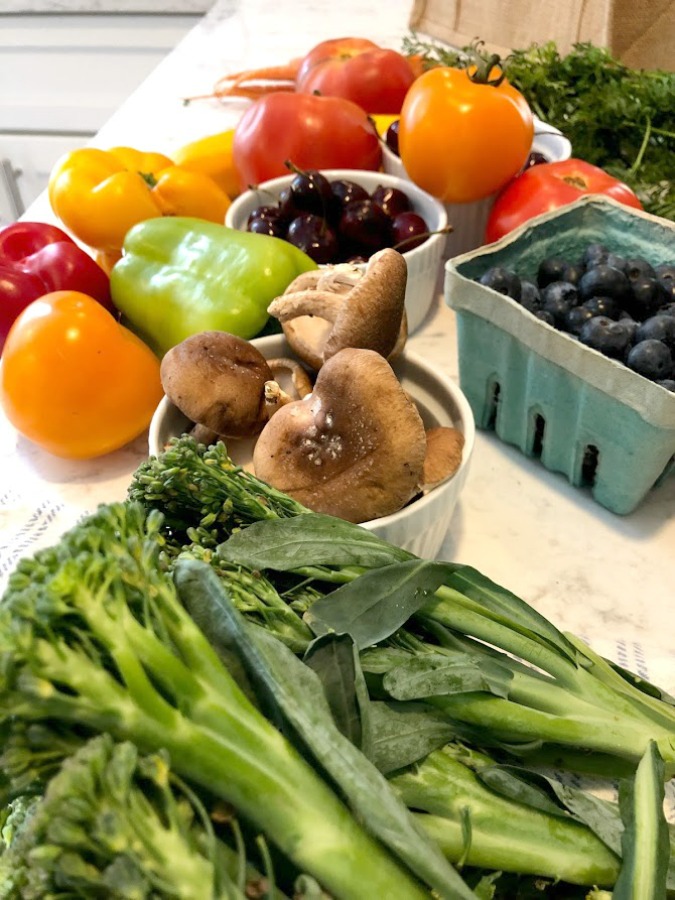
[403,37,675,220]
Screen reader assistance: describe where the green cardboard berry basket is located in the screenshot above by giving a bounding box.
[445,195,675,515]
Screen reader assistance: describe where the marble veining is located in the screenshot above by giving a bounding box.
[1,0,673,690]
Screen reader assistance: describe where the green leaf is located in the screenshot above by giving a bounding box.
[475,767,572,820]
[304,560,460,649]
[613,741,669,900]
[368,701,458,774]
[217,514,412,571]
[441,567,578,663]
[382,654,513,702]
[303,634,368,752]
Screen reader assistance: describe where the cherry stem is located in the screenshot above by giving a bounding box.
[394,224,454,252]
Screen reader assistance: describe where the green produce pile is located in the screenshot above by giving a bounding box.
[1,435,674,898]
[403,36,675,221]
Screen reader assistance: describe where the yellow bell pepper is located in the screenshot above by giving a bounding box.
[48,146,231,254]
[171,129,241,199]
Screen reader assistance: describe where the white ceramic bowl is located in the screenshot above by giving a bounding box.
[382,116,572,259]
[225,169,448,334]
[148,335,475,558]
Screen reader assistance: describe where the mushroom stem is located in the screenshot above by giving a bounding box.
[263,380,296,411]
[267,357,314,398]
[268,290,344,324]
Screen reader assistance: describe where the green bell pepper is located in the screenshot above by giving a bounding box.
[110,217,317,356]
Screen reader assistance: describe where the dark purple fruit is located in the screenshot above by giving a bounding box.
[635,315,675,351]
[581,295,622,320]
[561,262,586,285]
[524,151,548,169]
[626,339,673,381]
[657,379,675,392]
[329,179,369,212]
[541,281,578,326]
[371,184,411,218]
[656,263,675,302]
[565,305,595,336]
[657,302,675,318]
[627,276,666,319]
[248,215,286,238]
[579,316,634,360]
[534,309,555,326]
[286,214,338,264]
[519,281,541,313]
[478,267,522,301]
[537,257,568,289]
[338,199,392,253]
[391,212,428,251]
[286,167,334,218]
[582,243,610,268]
[605,252,627,272]
[625,257,656,282]
[578,264,631,305]
[385,120,400,156]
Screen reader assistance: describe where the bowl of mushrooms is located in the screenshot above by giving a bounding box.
[148,249,474,557]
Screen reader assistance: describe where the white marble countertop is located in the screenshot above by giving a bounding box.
[1,0,674,691]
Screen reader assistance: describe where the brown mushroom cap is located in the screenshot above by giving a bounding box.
[252,347,427,523]
[160,331,273,438]
[267,249,408,371]
[422,426,465,488]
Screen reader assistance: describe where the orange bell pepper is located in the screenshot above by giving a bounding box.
[48,146,231,254]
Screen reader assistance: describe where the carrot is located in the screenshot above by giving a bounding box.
[183,60,302,103]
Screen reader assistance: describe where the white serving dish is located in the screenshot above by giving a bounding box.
[149,335,475,558]
[382,116,572,259]
[225,169,448,334]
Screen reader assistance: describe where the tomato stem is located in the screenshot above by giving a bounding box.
[466,40,506,87]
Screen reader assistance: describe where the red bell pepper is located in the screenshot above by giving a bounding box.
[0,221,113,352]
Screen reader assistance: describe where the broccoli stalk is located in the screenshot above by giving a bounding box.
[0,503,430,900]
[388,745,620,887]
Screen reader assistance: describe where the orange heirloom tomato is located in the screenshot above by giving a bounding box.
[398,64,534,204]
[0,291,163,460]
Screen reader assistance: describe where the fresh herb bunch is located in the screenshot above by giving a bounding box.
[402,36,675,220]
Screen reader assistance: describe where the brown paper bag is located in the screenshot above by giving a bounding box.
[409,0,675,70]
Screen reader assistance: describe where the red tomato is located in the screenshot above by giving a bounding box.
[485,159,644,243]
[399,65,534,204]
[295,37,416,115]
[1,291,163,459]
[232,91,382,190]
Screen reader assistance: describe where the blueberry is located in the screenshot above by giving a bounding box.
[635,315,675,351]
[656,263,675,302]
[582,295,622,320]
[625,257,656,282]
[582,243,610,267]
[519,280,541,312]
[657,379,675,392]
[626,339,673,381]
[541,281,578,326]
[579,316,634,359]
[537,257,568,289]
[478,266,522,300]
[657,303,675,318]
[605,252,627,272]
[627,276,666,319]
[561,262,586,285]
[534,309,555,326]
[565,305,595,336]
[578,265,631,306]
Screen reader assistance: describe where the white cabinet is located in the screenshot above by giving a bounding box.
[0,12,203,223]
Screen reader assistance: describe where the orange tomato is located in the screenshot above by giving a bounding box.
[398,65,534,204]
[0,291,163,459]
